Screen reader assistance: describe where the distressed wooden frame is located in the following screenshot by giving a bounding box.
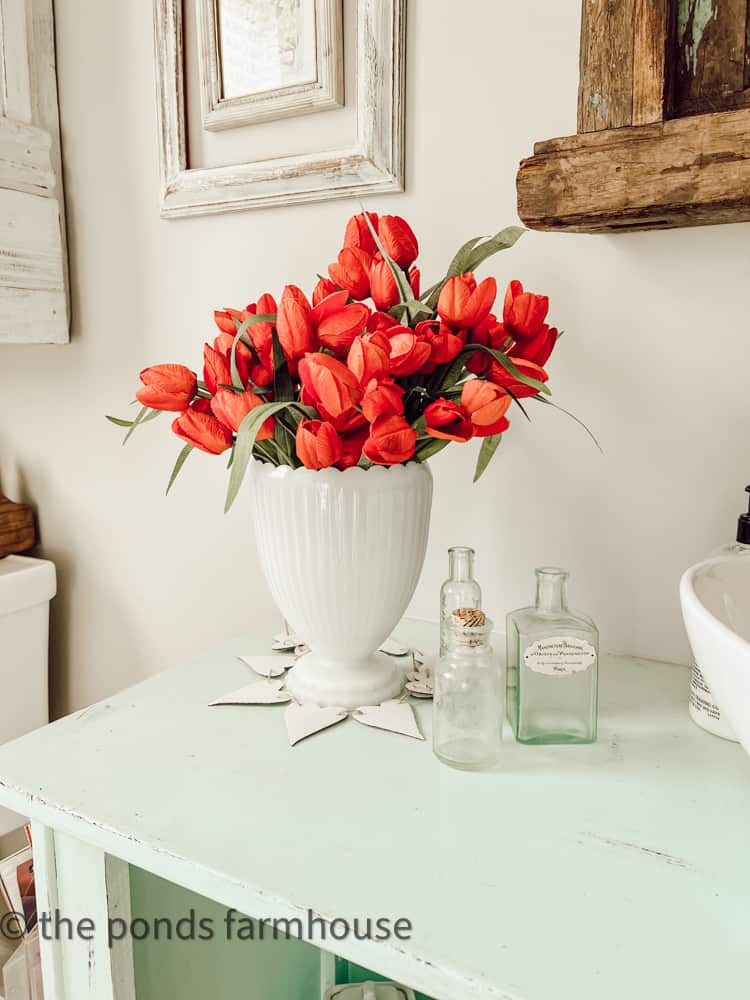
[516,0,750,233]
[197,0,344,130]
[0,0,69,342]
[154,0,405,218]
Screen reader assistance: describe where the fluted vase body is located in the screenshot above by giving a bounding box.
[251,461,433,707]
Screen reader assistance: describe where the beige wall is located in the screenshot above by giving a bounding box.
[1,0,748,716]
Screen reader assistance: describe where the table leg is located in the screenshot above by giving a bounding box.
[30,823,136,1000]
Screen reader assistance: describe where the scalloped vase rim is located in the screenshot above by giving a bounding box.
[251,460,431,482]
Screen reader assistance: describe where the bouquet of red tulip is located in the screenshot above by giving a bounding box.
[109,210,575,511]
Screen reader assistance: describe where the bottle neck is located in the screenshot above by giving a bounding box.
[535,571,568,613]
[449,547,474,582]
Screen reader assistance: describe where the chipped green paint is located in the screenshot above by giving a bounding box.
[678,0,719,76]
[588,92,609,121]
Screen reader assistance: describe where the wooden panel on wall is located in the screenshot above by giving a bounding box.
[517,0,750,233]
[578,0,637,131]
[673,0,750,114]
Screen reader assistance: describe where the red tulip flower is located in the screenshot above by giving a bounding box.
[203,343,233,395]
[298,352,362,425]
[343,211,379,256]
[137,364,197,411]
[310,289,348,325]
[296,419,343,470]
[312,276,337,306]
[277,284,315,359]
[328,248,372,301]
[210,388,274,438]
[387,326,431,377]
[379,215,419,269]
[347,331,390,386]
[369,257,400,311]
[510,324,558,368]
[338,427,369,470]
[488,357,549,398]
[409,267,421,299]
[368,311,395,334]
[415,320,463,373]
[461,380,511,436]
[361,377,405,423]
[213,307,246,336]
[246,293,277,352]
[363,414,417,465]
[465,313,508,376]
[172,407,233,455]
[503,280,549,341]
[424,398,474,442]
[317,302,370,354]
[437,274,497,330]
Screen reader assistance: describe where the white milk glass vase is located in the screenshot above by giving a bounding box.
[251,461,433,708]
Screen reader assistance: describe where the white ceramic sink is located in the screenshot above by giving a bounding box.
[680,555,750,755]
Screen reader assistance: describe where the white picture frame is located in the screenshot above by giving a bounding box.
[0,0,69,343]
[153,0,406,218]
[197,0,344,130]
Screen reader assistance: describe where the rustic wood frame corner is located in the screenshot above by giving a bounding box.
[196,0,345,131]
[153,0,406,219]
[516,0,750,234]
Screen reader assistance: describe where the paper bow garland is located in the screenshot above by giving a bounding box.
[210,634,429,746]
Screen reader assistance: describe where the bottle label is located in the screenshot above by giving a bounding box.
[524,636,596,676]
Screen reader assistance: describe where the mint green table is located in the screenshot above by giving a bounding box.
[0,620,747,1000]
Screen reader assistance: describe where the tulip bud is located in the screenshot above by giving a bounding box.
[277,284,315,359]
[437,274,497,330]
[369,258,400,311]
[343,212,379,256]
[171,409,233,455]
[296,419,343,469]
[502,280,549,341]
[137,364,197,412]
[424,398,474,442]
[210,388,274,438]
[362,414,417,465]
[328,248,372,301]
[317,302,370,354]
[379,215,419,269]
[460,380,511,437]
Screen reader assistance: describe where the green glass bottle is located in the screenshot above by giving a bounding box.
[507,567,598,744]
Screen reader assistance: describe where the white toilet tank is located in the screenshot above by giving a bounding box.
[0,555,56,836]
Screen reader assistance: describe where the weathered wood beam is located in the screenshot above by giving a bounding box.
[517,107,750,233]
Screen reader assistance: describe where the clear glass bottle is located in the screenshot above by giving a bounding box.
[439,547,482,658]
[433,609,502,771]
[507,567,598,745]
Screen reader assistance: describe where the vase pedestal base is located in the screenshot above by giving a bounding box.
[285,651,404,709]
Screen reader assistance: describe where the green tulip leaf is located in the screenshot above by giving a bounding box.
[413,436,450,462]
[473,434,503,483]
[225,401,310,512]
[423,226,525,311]
[464,226,524,274]
[166,444,193,494]
[532,396,603,452]
[452,345,551,396]
[114,406,162,445]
